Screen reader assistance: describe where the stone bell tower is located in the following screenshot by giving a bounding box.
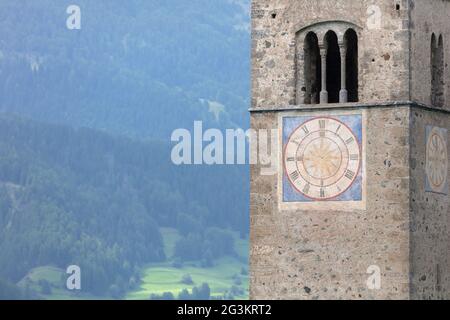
[250,0,450,300]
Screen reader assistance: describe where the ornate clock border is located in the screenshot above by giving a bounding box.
[278,109,367,211]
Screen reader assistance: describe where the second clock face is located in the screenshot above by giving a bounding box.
[284,117,361,201]
[425,126,448,194]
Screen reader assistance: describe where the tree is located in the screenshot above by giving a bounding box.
[176,213,202,236]
[192,283,211,300]
[150,292,174,300]
[230,285,243,296]
[162,292,175,300]
[203,228,236,259]
[109,284,122,299]
[181,274,194,285]
[178,289,192,300]
[173,234,203,261]
[0,278,26,300]
[38,279,52,295]
[197,283,211,300]
[201,249,214,268]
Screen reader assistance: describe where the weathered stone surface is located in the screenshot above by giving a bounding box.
[410,0,450,110]
[409,108,450,300]
[250,0,450,300]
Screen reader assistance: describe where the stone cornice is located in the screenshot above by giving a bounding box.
[249,101,450,114]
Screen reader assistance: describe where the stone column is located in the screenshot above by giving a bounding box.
[339,43,348,103]
[319,47,328,104]
[296,46,306,105]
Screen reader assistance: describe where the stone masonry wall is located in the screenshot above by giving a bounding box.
[251,0,410,109]
[250,0,450,300]
[250,105,411,299]
[410,0,450,110]
[409,107,450,299]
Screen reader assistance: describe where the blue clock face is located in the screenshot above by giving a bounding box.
[282,114,363,203]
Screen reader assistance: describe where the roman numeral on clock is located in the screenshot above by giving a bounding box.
[319,120,326,129]
[303,184,310,194]
[345,170,355,180]
[320,188,326,198]
[345,137,354,145]
[286,157,295,162]
[302,126,310,134]
[350,154,359,161]
[290,171,300,181]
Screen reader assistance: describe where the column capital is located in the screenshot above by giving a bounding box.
[318,41,327,53]
[338,42,347,56]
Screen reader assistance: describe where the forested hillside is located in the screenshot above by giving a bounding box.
[0,0,250,138]
[0,0,250,299]
[0,115,248,297]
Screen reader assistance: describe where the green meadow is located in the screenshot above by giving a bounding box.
[17,228,249,300]
[126,228,249,300]
[17,266,101,300]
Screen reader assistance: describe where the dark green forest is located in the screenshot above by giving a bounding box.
[0,114,248,297]
[0,0,250,298]
[0,0,250,139]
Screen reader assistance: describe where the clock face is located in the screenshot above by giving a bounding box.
[283,117,361,201]
[426,126,448,194]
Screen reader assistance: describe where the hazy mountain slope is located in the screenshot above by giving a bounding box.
[0,1,250,298]
[0,114,248,295]
[0,0,250,138]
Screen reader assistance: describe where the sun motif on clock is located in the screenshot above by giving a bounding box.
[282,115,363,202]
[425,126,448,194]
